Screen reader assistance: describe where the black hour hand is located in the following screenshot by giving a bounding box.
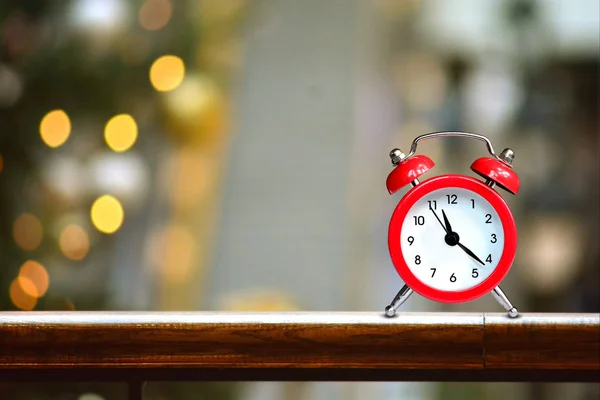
[441,209,453,233]
[457,242,485,266]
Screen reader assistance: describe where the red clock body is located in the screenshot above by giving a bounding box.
[388,174,517,304]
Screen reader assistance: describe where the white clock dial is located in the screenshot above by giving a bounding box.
[400,187,504,291]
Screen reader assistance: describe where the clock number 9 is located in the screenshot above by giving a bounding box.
[449,273,457,282]
[407,236,415,246]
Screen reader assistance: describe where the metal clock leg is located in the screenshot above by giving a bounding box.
[384,284,413,317]
[491,286,519,318]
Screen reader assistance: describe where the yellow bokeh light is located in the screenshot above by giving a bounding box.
[220,289,298,312]
[163,74,227,145]
[18,260,49,298]
[149,55,185,92]
[59,224,90,261]
[90,195,124,234]
[10,278,37,311]
[104,114,138,152]
[40,109,71,148]
[13,213,43,251]
[139,0,172,31]
[170,150,213,210]
[148,225,196,283]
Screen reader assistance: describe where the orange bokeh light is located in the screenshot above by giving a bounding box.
[104,114,138,152]
[9,278,37,311]
[149,55,185,92]
[59,224,90,261]
[148,225,196,283]
[39,109,71,148]
[13,213,43,251]
[139,0,172,31]
[18,260,49,297]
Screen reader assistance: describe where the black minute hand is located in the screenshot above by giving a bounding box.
[429,208,447,233]
[457,242,485,266]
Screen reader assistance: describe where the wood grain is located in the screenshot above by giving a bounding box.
[485,313,600,370]
[0,312,597,382]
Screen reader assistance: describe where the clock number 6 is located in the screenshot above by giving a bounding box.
[449,273,457,282]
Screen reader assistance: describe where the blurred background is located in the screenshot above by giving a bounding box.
[0,0,598,399]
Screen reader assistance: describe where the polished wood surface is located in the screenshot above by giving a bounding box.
[485,313,600,370]
[0,312,598,382]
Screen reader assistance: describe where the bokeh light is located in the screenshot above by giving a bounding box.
[88,152,150,206]
[59,224,90,261]
[0,65,23,107]
[18,260,50,297]
[91,195,124,234]
[148,224,196,283]
[79,393,106,400]
[104,114,138,152]
[163,74,227,145]
[69,0,127,36]
[169,151,213,210]
[9,278,37,310]
[0,154,4,174]
[220,289,298,312]
[149,55,185,92]
[139,0,172,31]
[13,213,43,251]
[40,109,71,148]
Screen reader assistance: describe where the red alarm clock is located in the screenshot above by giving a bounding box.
[384,132,520,318]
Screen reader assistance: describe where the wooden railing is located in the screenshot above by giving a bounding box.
[0,312,598,399]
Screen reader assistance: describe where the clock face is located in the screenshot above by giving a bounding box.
[400,187,504,292]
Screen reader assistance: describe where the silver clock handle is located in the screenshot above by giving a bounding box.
[404,131,502,162]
